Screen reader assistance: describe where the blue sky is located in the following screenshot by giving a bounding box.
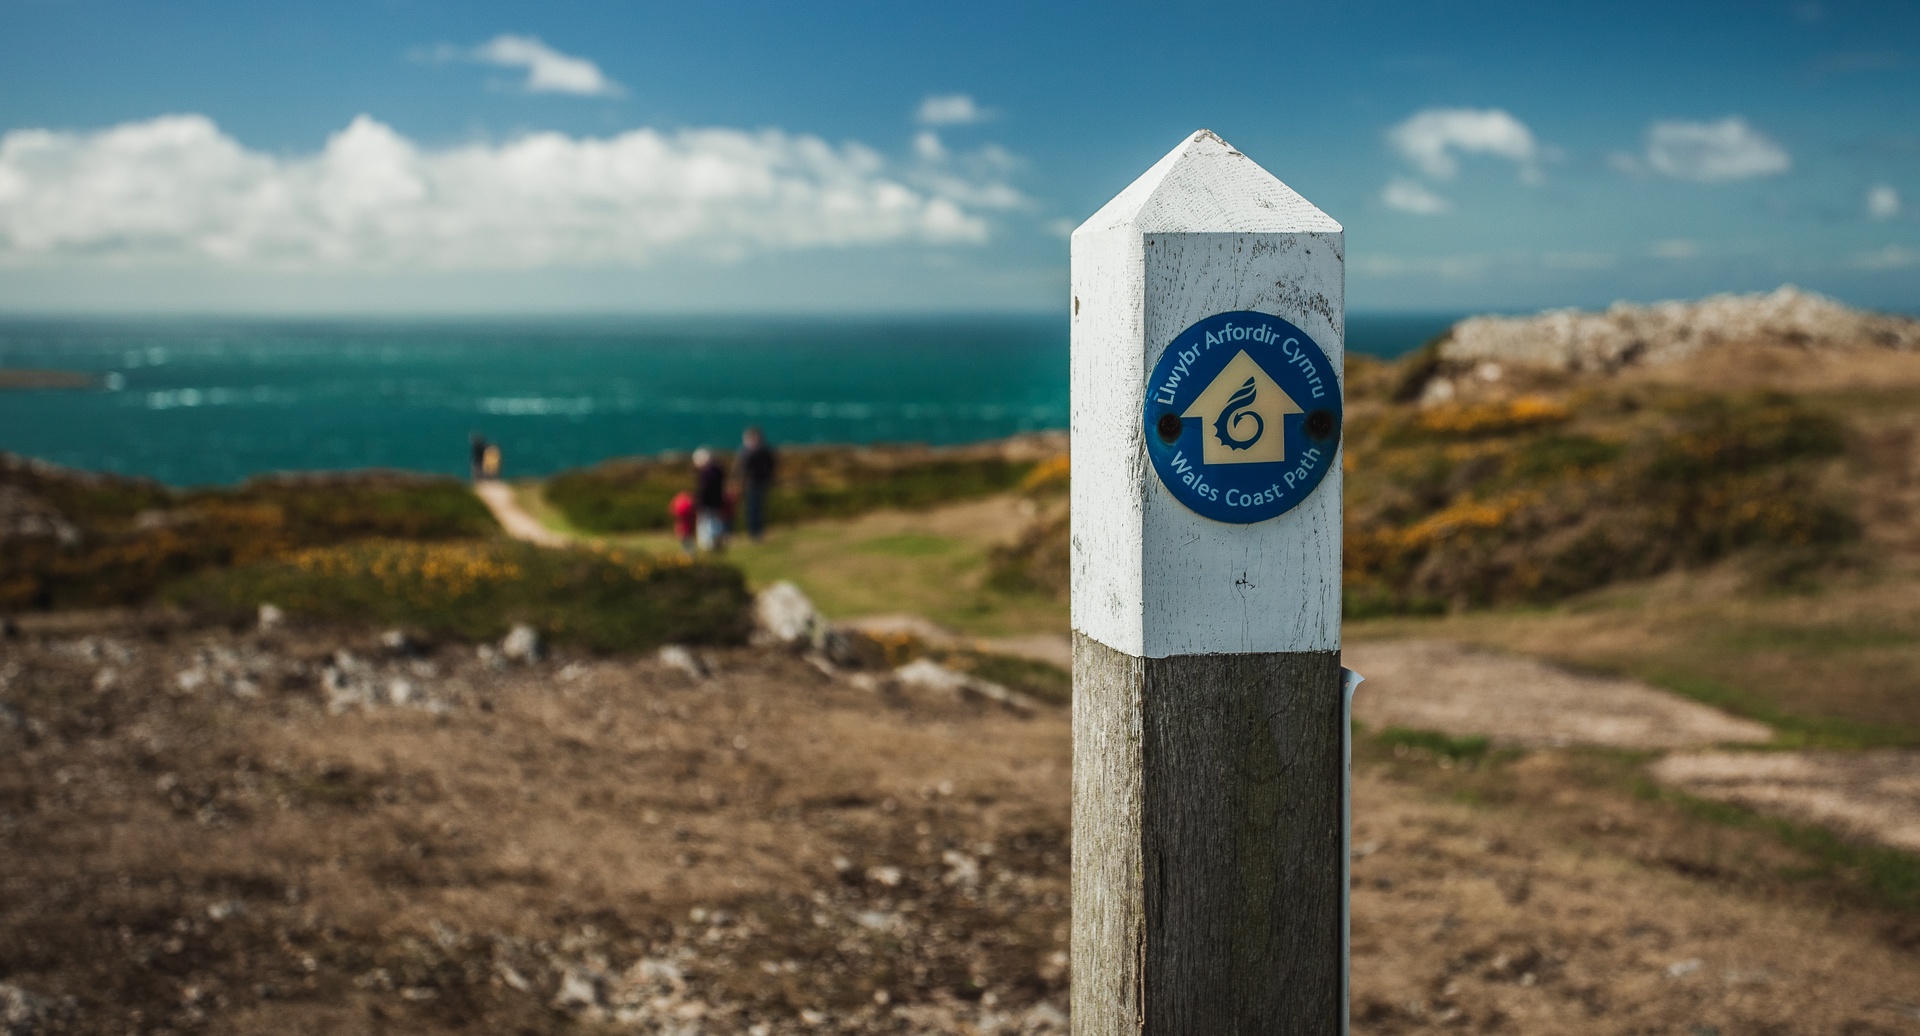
[1,0,1915,314]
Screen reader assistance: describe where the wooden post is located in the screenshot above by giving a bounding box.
[1070,130,1346,1034]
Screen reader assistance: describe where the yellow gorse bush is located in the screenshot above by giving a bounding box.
[1393,491,1543,551]
[278,539,704,612]
[1020,454,1071,493]
[284,541,525,602]
[1418,395,1570,435]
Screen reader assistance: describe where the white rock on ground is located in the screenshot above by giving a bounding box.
[322,651,378,713]
[256,603,285,632]
[754,581,828,646]
[893,658,1035,712]
[499,624,541,662]
[657,644,708,680]
[0,981,47,1034]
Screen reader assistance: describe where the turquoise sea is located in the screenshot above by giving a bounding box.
[0,314,1458,486]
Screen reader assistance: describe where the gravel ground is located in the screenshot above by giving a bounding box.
[3,614,1917,1034]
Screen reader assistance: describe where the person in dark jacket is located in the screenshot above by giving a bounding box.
[734,426,778,542]
[692,447,728,552]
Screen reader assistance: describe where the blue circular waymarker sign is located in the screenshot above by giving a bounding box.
[1144,311,1343,524]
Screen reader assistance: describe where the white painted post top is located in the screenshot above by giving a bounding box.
[1070,130,1345,658]
[1078,129,1344,237]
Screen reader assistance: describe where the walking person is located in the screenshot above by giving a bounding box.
[469,432,489,481]
[692,448,728,553]
[734,426,778,542]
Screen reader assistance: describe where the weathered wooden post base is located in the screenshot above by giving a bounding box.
[1073,635,1345,1033]
[1069,130,1348,1036]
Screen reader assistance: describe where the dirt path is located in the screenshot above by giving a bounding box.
[837,627,1777,753]
[473,481,571,548]
[1652,749,1920,853]
[1345,639,1773,750]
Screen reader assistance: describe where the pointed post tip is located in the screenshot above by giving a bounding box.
[1075,129,1341,236]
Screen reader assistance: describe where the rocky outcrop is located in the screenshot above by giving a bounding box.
[1436,285,1920,375]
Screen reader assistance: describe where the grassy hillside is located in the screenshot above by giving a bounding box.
[1340,382,1855,615]
[992,349,1909,617]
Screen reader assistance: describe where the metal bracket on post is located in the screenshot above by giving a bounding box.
[1070,129,1347,1035]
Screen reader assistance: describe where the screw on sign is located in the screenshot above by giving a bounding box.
[1069,130,1357,1034]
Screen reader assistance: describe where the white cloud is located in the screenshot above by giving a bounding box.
[913,130,947,163]
[1381,178,1451,215]
[1387,108,1540,182]
[1867,184,1901,219]
[0,113,1028,269]
[916,94,993,126]
[473,35,622,97]
[1642,118,1789,183]
[1650,238,1701,259]
[1852,244,1917,270]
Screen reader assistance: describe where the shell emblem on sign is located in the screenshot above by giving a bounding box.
[1143,311,1343,524]
[1182,350,1303,465]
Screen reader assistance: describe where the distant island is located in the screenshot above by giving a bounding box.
[0,368,94,390]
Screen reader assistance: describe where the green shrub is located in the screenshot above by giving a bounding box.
[206,473,497,542]
[544,461,685,535]
[1646,393,1847,481]
[165,539,750,651]
[1,461,496,609]
[545,448,1038,534]
[986,511,1069,598]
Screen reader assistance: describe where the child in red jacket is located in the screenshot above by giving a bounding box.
[669,491,696,556]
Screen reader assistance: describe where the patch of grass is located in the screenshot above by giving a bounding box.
[1714,624,1920,654]
[165,539,751,652]
[948,651,1070,707]
[727,500,1066,638]
[857,534,958,558]
[1637,668,1920,749]
[1342,586,1446,620]
[1642,783,1920,915]
[1508,433,1626,478]
[986,511,1068,600]
[1374,727,1493,761]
